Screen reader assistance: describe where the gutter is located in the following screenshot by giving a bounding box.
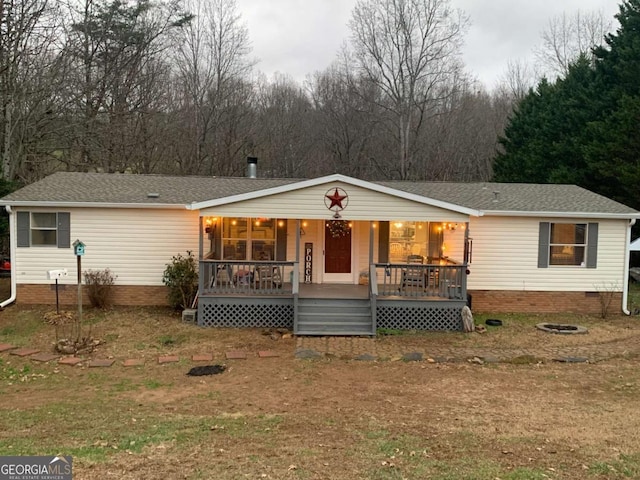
[484,210,640,220]
[0,206,16,308]
[623,218,636,315]
[2,201,188,210]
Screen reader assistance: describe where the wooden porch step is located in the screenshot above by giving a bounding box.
[296,322,374,335]
[296,297,374,336]
[297,312,371,321]
[296,330,374,336]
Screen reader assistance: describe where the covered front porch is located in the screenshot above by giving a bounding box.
[190,176,475,335]
[197,257,469,335]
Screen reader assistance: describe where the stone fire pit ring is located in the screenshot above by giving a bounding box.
[536,323,588,334]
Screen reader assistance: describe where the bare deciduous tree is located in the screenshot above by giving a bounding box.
[348,0,468,179]
[307,51,381,179]
[171,0,255,175]
[254,73,314,178]
[61,0,191,173]
[536,9,612,79]
[0,0,63,182]
[497,59,538,102]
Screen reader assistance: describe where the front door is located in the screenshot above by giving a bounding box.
[324,221,353,283]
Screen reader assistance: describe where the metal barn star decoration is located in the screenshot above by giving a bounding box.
[324,187,349,218]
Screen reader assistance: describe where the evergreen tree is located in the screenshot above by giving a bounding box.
[493,1,640,210]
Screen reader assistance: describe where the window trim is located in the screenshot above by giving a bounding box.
[17,211,70,249]
[549,222,587,267]
[220,217,278,261]
[30,212,59,247]
[538,222,598,269]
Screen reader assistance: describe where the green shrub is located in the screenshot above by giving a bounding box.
[163,251,198,310]
[83,269,117,309]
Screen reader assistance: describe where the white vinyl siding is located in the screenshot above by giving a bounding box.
[13,207,199,286]
[467,216,626,292]
[200,182,469,222]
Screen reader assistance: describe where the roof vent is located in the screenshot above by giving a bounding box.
[493,191,500,202]
[147,192,159,198]
[247,156,258,178]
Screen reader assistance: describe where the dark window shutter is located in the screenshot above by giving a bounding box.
[276,219,287,261]
[378,221,389,263]
[586,222,598,268]
[57,212,70,248]
[17,212,30,247]
[538,222,550,268]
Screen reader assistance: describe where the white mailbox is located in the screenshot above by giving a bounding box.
[47,269,68,280]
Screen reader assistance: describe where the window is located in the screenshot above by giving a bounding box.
[538,222,598,268]
[221,217,277,260]
[17,211,70,248]
[549,223,586,266]
[31,213,58,246]
[389,221,427,263]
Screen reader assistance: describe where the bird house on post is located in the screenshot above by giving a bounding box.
[73,240,85,256]
[72,240,85,325]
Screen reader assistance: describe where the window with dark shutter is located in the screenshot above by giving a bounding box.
[539,221,597,268]
[16,211,71,248]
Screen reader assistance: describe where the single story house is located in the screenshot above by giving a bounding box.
[1,163,638,334]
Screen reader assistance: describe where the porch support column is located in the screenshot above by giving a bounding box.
[463,220,470,301]
[369,221,374,265]
[198,216,204,260]
[295,219,301,264]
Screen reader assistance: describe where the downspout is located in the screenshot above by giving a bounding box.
[0,206,16,308]
[622,218,636,315]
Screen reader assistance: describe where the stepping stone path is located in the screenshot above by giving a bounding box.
[0,345,289,371]
[158,355,179,364]
[58,357,83,366]
[10,348,40,357]
[88,359,115,368]
[30,353,60,363]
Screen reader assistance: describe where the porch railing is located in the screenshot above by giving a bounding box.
[200,260,296,295]
[373,263,467,300]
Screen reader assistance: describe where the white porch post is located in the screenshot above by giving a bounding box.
[198,216,203,260]
[369,221,374,265]
[295,219,301,263]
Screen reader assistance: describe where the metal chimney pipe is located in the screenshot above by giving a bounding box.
[247,156,258,178]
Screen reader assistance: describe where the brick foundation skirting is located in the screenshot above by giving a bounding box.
[14,284,623,315]
[16,284,169,306]
[468,290,623,315]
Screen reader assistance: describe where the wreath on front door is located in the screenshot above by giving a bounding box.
[326,220,350,238]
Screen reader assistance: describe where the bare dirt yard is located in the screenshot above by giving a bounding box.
[1,302,640,480]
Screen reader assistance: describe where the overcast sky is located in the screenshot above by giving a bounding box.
[235,0,621,89]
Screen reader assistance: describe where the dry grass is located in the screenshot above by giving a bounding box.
[0,300,640,478]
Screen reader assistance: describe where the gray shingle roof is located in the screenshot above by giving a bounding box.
[1,171,637,216]
[1,172,300,206]
[377,181,639,215]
